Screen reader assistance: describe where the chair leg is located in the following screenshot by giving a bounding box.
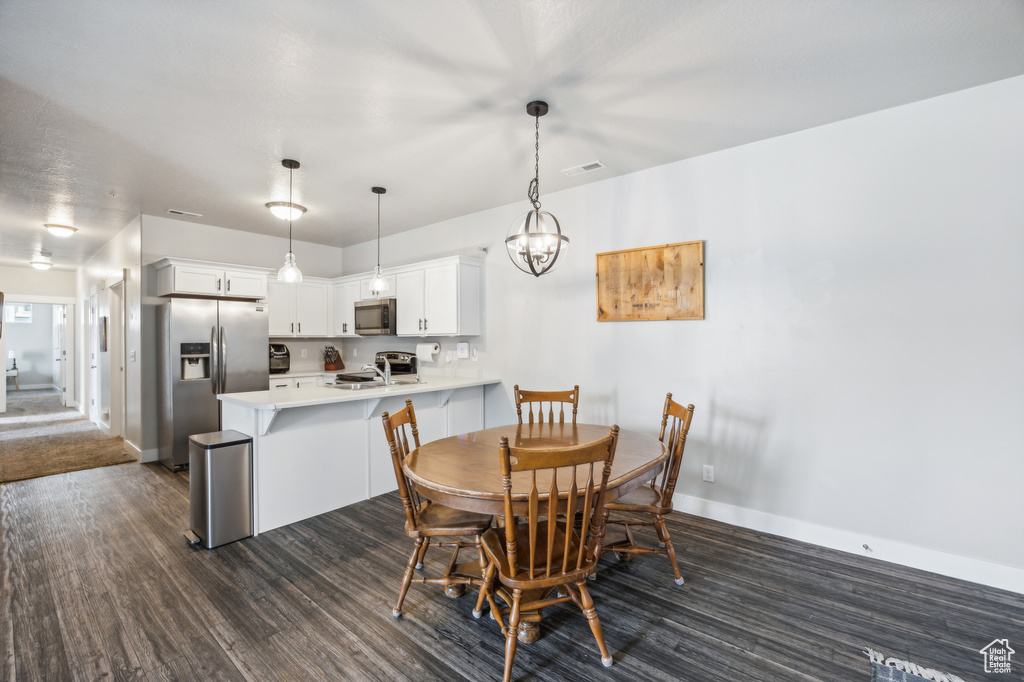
[394,538,424,618]
[577,581,613,667]
[472,539,492,619]
[502,590,523,682]
[414,537,430,570]
[654,514,684,585]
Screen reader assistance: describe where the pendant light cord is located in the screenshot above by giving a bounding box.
[288,166,294,253]
[376,191,381,267]
[528,113,541,210]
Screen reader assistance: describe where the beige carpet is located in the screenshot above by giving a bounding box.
[0,388,136,483]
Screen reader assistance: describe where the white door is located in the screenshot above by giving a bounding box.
[52,305,66,405]
[396,269,425,336]
[294,282,328,336]
[87,295,100,424]
[266,281,294,336]
[108,283,125,438]
[424,263,459,335]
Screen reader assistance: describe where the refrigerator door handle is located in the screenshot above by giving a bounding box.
[210,325,220,395]
[220,326,228,393]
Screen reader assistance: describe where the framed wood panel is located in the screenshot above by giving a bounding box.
[596,240,704,322]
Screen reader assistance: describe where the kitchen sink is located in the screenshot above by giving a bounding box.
[330,376,425,390]
[332,382,378,390]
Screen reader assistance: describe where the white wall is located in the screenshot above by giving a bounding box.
[4,303,54,388]
[0,265,77,298]
[77,217,142,453]
[341,76,1024,589]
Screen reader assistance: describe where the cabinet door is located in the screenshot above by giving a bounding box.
[295,377,320,389]
[224,269,267,298]
[266,281,294,336]
[332,281,359,336]
[423,263,459,335]
[174,265,223,296]
[295,282,328,336]
[396,269,425,336]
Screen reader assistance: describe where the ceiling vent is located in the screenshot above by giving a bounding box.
[167,209,203,217]
[561,160,605,177]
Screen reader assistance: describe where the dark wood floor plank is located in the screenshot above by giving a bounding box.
[3,462,1023,681]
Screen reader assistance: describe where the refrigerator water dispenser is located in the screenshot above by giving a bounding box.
[180,342,211,381]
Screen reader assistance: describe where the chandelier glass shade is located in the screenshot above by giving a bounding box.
[505,209,569,276]
[265,202,306,220]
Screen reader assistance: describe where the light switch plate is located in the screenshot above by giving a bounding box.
[456,343,469,359]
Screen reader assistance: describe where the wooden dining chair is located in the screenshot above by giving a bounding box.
[513,384,579,425]
[602,393,694,585]
[477,425,619,682]
[381,399,497,619]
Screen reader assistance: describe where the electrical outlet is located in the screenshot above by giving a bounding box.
[445,350,453,363]
[471,348,478,361]
[352,348,357,358]
[702,465,715,483]
[456,342,469,359]
[301,349,307,358]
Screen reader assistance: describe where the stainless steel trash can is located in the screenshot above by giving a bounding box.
[187,430,253,549]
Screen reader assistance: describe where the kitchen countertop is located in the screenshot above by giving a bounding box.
[220,375,501,410]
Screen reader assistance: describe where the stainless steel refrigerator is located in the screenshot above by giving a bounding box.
[157,298,269,470]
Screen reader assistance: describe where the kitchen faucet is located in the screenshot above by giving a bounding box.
[362,357,391,385]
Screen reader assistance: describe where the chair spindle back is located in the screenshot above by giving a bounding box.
[381,399,423,530]
[498,426,618,581]
[653,393,695,505]
[513,384,580,425]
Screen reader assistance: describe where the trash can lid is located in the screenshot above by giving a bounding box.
[188,430,252,449]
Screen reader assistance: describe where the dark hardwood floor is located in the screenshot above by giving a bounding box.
[2,462,1022,681]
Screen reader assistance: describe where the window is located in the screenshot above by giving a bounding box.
[3,304,32,323]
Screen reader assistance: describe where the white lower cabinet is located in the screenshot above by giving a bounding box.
[269,376,295,390]
[269,375,323,390]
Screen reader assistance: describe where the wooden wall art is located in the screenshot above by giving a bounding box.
[596,240,704,322]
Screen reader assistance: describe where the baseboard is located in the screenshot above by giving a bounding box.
[139,447,158,464]
[124,440,143,459]
[674,493,1024,595]
[18,383,56,390]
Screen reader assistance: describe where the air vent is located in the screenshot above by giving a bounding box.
[561,160,605,177]
[167,209,203,217]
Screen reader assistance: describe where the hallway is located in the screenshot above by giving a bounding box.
[0,388,134,484]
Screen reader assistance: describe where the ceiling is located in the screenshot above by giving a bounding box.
[2,1,1023,271]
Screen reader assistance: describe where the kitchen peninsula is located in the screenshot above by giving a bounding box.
[218,375,501,534]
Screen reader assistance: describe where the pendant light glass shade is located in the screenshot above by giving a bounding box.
[506,100,567,277]
[277,252,302,282]
[30,257,53,270]
[274,159,303,283]
[505,209,569,276]
[369,187,389,295]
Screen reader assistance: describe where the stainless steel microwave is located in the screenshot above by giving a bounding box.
[354,298,397,335]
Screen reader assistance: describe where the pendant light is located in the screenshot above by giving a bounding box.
[275,159,303,283]
[368,186,389,295]
[505,100,568,277]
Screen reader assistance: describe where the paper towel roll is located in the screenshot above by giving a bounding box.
[416,342,440,364]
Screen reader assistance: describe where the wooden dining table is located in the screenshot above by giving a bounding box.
[403,422,669,641]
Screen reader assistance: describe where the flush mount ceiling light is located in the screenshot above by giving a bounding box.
[275,159,304,283]
[30,255,53,270]
[44,223,77,237]
[505,100,569,277]
[368,187,389,295]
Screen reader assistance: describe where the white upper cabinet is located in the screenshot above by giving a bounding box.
[267,279,330,337]
[154,258,268,299]
[331,279,361,336]
[394,257,481,337]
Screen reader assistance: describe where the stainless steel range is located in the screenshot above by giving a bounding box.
[332,351,420,388]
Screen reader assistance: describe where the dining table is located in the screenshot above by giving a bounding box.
[402,421,669,642]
